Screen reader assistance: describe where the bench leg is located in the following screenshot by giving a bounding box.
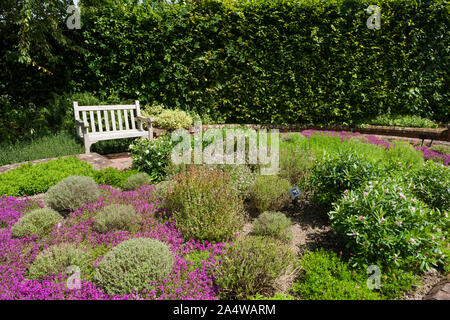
[84,137,92,154]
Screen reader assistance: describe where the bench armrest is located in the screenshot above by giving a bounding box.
[137,116,155,123]
[75,119,89,129]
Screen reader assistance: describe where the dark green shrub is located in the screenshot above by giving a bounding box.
[329,177,448,272]
[93,204,140,234]
[166,165,246,242]
[291,249,382,300]
[93,238,174,295]
[252,211,292,243]
[361,114,439,128]
[216,236,298,299]
[122,172,152,191]
[11,208,63,238]
[248,175,291,212]
[45,175,100,215]
[310,151,382,205]
[28,243,91,280]
[409,161,450,211]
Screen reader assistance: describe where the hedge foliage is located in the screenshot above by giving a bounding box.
[79,0,449,124]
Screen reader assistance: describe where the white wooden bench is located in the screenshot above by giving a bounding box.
[73,100,154,154]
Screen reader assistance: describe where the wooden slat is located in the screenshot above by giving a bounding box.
[130,109,136,130]
[124,109,129,130]
[77,105,136,111]
[89,111,96,133]
[104,110,110,132]
[97,110,103,132]
[117,110,123,130]
[82,111,89,133]
[111,110,117,131]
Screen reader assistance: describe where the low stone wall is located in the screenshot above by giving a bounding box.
[179,124,449,142]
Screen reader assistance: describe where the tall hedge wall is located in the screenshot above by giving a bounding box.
[1,0,448,140]
[77,0,449,124]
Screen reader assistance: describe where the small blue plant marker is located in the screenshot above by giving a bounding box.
[289,186,301,199]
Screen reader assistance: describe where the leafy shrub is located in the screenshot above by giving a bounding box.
[329,178,448,272]
[11,208,62,238]
[409,161,450,211]
[93,167,138,188]
[279,141,314,187]
[310,151,382,205]
[45,175,100,215]
[154,109,193,130]
[93,238,174,295]
[130,135,175,181]
[93,204,140,234]
[122,172,152,191]
[252,211,292,243]
[28,243,91,280]
[430,144,450,156]
[362,114,439,128]
[248,175,291,212]
[249,293,295,300]
[166,165,246,242]
[0,157,95,197]
[215,236,298,299]
[291,249,382,300]
[213,164,257,199]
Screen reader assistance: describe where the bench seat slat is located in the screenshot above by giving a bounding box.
[77,105,136,111]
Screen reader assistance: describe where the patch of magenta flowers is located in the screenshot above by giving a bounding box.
[0,186,225,300]
[300,130,448,165]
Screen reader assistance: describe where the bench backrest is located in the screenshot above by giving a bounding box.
[74,100,143,136]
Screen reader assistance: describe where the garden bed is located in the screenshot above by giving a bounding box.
[0,130,448,300]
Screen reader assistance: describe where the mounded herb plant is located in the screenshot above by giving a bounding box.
[45,175,100,215]
[93,204,140,234]
[166,165,246,242]
[28,243,91,280]
[93,238,174,295]
[252,211,292,243]
[248,175,291,213]
[122,172,152,191]
[215,235,298,299]
[11,208,63,238]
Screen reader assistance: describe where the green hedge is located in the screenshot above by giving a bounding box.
[79,0,449,124]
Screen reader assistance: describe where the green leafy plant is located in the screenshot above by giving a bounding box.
[154,109,193,130]
[28,243,91,280]
[93,238,174,295]
[430,144,450,156]
[215,236,298,299]
[45,175,100,215]
[11,208,62,238]
[249,293,295,300]
[310,151,382,205]
[166,165,246,242]
[121,172,152,191]
[408,161,450,211]
[93,204,140,234]
[248,175,291,212]
[329,177,448,272]
[361,114,439,128]
[130,135,175,181]
[291,249,382,300]
[93,167,139,188]
[252,211,292,243]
